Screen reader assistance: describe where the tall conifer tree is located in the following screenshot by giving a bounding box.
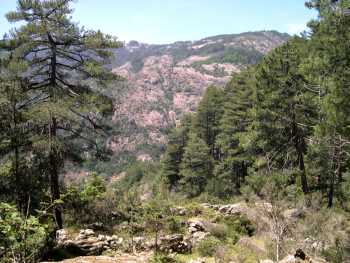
[5,0,121,228]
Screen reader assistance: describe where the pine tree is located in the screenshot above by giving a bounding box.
[161,114,193,190]
[4,0,121,228]
[304,0,350,207]
[193,85,224,160]
[179,132,212,197]
[214,69,255,196]
[254,37,317,194]
[0,51,36,212]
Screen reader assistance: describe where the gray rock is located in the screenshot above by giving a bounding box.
[159,234,191,254]
[170,206,187,216]
[283,208,305,220]
[56,229,68,245]
[218,203,248,215]
[187,218,206,232]
[55,229,123,256]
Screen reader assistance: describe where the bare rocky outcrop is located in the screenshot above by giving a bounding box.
[56,229,123,256]
[186,218,211,245]
[41,253,153,263]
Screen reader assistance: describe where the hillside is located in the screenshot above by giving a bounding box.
[106,31,289,166]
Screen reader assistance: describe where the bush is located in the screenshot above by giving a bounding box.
[166,216,185,234]
[322,238,345,263]
[150,254,178,263]
[207,223,228,240]
[80,173,106,201]
[0,202,47,263]
[220,215,255,238]
[196,237,221,257]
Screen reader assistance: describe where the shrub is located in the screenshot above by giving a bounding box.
[207,223,228,240]
[80,173,106,201]
[221,215,255,238]
[150,254,178,263]
[196,237,221,257]
[166,216,185,234]
[322,238,345,263]
[0,202,47,263]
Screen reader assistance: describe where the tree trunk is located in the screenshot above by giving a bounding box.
[47,32,63,229]
[276,237,280,262]
[49,116,63,229]
[298,150,309,194]
[327,172,335,208]
[291,112,309,194]
[12,94,23,213]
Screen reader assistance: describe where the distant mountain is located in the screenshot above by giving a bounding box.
[100,31,290,172]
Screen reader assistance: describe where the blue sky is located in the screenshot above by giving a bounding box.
[0,0,317,44]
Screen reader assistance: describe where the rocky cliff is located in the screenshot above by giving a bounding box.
[105,31,289,168]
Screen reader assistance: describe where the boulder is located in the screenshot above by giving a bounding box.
[200,203,220,210]
[55,229,123,256]
[159,234,191,254]
[170,206,187,216]
[132,236,148,251]
[283,209,305,220]
[77,229,95,239]
[56,229,69,246]
[260,260,274,263]
[187,218,206,233]
[218,202,248,216]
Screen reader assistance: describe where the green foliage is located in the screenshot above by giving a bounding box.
[207,224,228,240]
[80,173,106,201]
[213,69,255,197]
[179,133,212,197]
[150,254,178,263]
[193,86,224,159]
[214,215,255,244]
[0,202,47,263]
[192,47,264,68]
[162,114,193,189]
[196,236,221,257]
[166,216,185,234]
[322,238,346,263]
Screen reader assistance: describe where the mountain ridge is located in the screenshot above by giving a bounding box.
[89,31,290,175]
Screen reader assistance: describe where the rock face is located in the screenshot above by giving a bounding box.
[107,31,289,162]
[55,229,191,260]
[217,202,249,215]
[41,253,152,263]
[186,219,210,245]
[56,229,123,256]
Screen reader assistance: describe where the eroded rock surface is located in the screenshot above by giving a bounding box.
[56,229,123,256]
